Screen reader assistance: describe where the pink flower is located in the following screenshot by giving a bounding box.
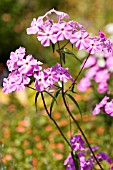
[70,30,89,50]
[52,22,72,41]
[27,18,43,34]
[105,100,113,116]
[38,26,57,46]
[80,56,97,69]
[86,37,102,54]
[77,77,91,92]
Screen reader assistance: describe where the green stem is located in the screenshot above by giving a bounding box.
[62,92,104,170]
[71,53,90,92]
[41,92,71,148]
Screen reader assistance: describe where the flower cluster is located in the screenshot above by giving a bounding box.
[27,9,110,55]
[64,135,113,170]
[2,47,73,94]
[77,30,113,94]
[93,96,113,116]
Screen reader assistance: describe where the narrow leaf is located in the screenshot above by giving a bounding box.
[35,92,40,112]
[61,48,81,63]
[44,91,57,104]
[66,93,82,118]
[50,88,61,116]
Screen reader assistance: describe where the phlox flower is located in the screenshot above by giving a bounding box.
[105,100,113,116]
[2,70,30,94]
[18,54,42,76]
[94,69,110,83]
[52,22,72,41]
[86,37,102,54]
[7,47,25,71]
[2,77,17,94]
[52,63,74,83]
[27,18,43,35]
[44,8,70,22]
[70,30,89,50]
[106,56,113,71]
[77,77,91,92]
[34,71,49,92]
[70,135,85,151]
[92,96,109,115]
[38,26,57,46]
[97,82,108,93]
[43,67,59,85]
[86,66,99,79]
[97,152,113,164]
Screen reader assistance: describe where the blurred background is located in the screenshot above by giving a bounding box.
[0,0,113,169]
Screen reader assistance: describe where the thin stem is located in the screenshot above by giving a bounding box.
[57,41,63,66]
[71,53,90,92]
[26,85,36,91]
[41,92,71,148]
[60,40,70,49]
[62,92,104,170]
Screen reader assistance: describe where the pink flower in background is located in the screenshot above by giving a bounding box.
[97,82,108,93]
[81,56,97,69]
[94,69,110,83]
[105,100,113,116]
[77,77,91,92]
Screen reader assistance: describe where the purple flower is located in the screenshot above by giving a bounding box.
[86,37,102,54]
[2,77,17,94]
[70,30,89,50]
[97,82,108,93]
[80,56,97,69]
[94,69,110,83]
[97,152,113,164]
[64,153,76,170]
[44,67,59,85]
[26,18,43,35]
[34,71,49,92]
[106,56,113,71]
[52,22,72,41]
[38,26,57,46]
[92,96,109,115]
[70,135,85,151]
[44,8,70,21]
[7,47,25,71]
[18,54,42,76]
[2,70,30,94]
[86,66,99,79]
[52,63,74,83]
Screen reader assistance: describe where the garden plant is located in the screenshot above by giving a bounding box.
[2,9,113,169]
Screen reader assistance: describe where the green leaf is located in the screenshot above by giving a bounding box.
[66,93,82,118]
[71,151,80,170]
[44,91,57,104]
[35,92,40,112]
[61,48,81,63]
[50,88,61,116]
[52,43,55,53]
